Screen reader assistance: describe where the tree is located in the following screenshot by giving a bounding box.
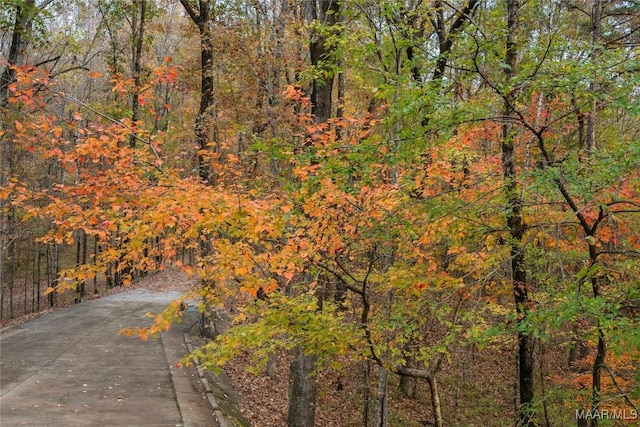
[129,0,148,148]
[288,2,341,426]
[1,0,57,319]
[464,1,640,424]
[499,1,536,425]
[178,0,216,182]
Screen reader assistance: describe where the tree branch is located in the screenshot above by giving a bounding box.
[178,0,200,25]
[601,364,639,413]
[315,261,364,296]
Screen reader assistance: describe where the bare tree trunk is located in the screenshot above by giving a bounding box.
[428,375,443,427]
[22,245,28,315]
[590,243,606,427]
[287,348,318,427]
[75,230,81,297]
[362,361,371,427]
[9,265,14,318]
[93,236,98,293]
[373,366,387,427]
[74,230,87,300]
[129,0,147,148]
[81,231,87,298]
[309,0,339,123]
[266,353,277,381]
[31,247,36,313]
[46,244,52,307]
[399,349,417,398]
[36,245,41,311]
[399,374,417,398]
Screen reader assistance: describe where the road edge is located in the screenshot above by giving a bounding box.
[184,333,231,427]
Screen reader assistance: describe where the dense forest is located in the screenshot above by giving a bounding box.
[1,0,639,426]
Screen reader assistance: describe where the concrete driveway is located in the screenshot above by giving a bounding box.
[0,289,218,427]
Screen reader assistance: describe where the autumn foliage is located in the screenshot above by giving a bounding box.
[2,1,640,426]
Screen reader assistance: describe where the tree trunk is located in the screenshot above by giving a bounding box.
[362,361,371,427]
[287,3,341,425]
[1,0,36,323]
[585,5,606,426]
[129,0,147,148]
[399,350,417,398]
[266,353,278,381]
[0,194,6,320]
[399,374,417,398]
[22,245,28,315]
[93,237,98,293]
[195,24,215,182]
[373,366,387,427]
[47,244,58,308]
[0,0,35,105]
[590,243,606,427]
[36,245,41,311]
[287,348,318,427]
[309,0,339,123]
[585,0,601,155]
[179,0,216,183]
[428,375,443,427]
[502,1,535,426]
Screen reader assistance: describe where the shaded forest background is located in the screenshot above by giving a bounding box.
[1,1,639,426]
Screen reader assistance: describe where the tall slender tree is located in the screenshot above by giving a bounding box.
[500,1,535,424]
[129,0,147,147]
[1,0,55,320]
[288,3,341,425]
[178,0,215,183]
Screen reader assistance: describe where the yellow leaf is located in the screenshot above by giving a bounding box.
[43,286,55,295]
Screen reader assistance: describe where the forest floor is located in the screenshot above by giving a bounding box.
[1,269,577,427]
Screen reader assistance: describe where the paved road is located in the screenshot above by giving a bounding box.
[0,289,218,427]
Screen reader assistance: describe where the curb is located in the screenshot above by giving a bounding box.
[184,333,230,427]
